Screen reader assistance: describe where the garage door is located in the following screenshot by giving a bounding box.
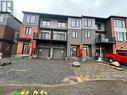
[53,48,64,59]
[38,48,50,58]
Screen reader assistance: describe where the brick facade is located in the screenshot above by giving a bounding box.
[16,12,127,59]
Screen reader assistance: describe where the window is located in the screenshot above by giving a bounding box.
[25,27,32,35]
[84,19,92,27]
[85,31,91,38]
[116,31,127,41]
[0,15,4,22]
[53,31,66,40]
[30,16,36,23]
[23,42,30,54]
[114,19,126,28]
[72,31,78,39]
[56,33,66,40]
[39,30,51,39]
[26,15,36,23]
[96,23,101,30]
[71,19,80,27]
[58,21,66,28]
[118,53,127,56]
[42,32,50,39]
[114,20,117,27]
[41,20,50,27]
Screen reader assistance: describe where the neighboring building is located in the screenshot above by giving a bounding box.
[0,12,21,58]
[109,16,127,53]
[17,11,127,59]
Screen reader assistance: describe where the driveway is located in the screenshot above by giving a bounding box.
[0,59,75,85]
[1,59,127,95]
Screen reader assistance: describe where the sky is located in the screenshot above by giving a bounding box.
[13,0,127,21]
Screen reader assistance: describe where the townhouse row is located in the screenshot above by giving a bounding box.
[1,12,127,59]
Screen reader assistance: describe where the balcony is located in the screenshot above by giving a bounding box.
[18,33,32,41]
[96,37,116,44]
[33,32,67,42]
[40,20,67,30]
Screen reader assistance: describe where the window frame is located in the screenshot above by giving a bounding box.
[116,31,127,41]
[26,15,36,24]
[85,31,91,38]
[71,19,80,28]
[41,19,50,27]
[72,31,78,39]
[58,21,66,28]
[57,33,66,40]
[114,19,126,28]
[25,27,32,35]
[84,19,92,27]
[53,31,66,40]
[40,30,51,39]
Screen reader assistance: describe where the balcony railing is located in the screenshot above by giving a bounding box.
[33,32,67,41]
[18,33,32,41]
[96,37,116,44]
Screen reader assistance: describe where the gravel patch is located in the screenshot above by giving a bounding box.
[0,59,75,85]
[72,62,127,81]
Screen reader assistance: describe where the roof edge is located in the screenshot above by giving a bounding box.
[22,11,127,19]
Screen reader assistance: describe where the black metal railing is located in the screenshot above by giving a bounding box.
[96,37,116,43]
[33,32,67,41]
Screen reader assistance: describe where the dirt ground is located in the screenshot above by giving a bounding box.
[72,62,127,81]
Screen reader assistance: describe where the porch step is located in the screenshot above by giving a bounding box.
[15,54,30,59]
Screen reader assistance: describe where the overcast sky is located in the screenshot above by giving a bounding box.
[13,0,127,21]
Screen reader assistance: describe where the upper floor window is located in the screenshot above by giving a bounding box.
[84,19,92,27]
[42,32,50,39]
[39,30,51,39]
[58,21,66,28]
[57,33,66,40]
[71,19,80,27]
[53,32,66,40]
[0,15,4,22]
[114,19,126,28]
[116,31,127,41]
[41,20,50,27]
[85,31,91,38]
[72,31,78,39]
[25,27,32,35]
[26,15,35,23]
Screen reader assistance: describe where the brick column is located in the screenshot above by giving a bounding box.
[111,17,116,54]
